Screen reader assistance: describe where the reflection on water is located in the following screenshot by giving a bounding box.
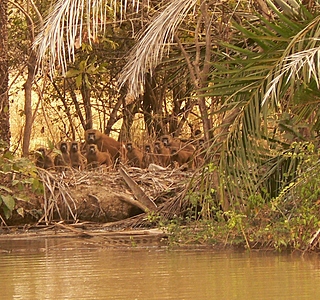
[1,238,320,300]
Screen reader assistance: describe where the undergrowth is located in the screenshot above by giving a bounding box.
[157,143,320,252]
[0,141,43,221]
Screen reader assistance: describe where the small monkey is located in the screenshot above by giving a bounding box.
[170,147,194,170]
[154,141,171,167]
[86,144,112,169]
[142,143,158,168]
[35,148,54,170]
[69,141,85,170]
[126,142,143,168]
[54,141,71,171]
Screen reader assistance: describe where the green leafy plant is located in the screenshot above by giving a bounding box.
[0,141,43,220]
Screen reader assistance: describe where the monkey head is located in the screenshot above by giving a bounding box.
[36,147,46,157]
[145,144,152,153]
[70,142,79,153]
[126,142,133,152]
[87,132,96,144]
[161,136,169,147]
[60,142,68,153]
[87,144,97,154]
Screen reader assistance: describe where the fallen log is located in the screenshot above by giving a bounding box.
[119,166,157,212]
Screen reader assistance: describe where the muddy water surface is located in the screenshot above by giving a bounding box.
[1,238,320,299]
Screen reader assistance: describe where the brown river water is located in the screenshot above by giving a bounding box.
[1,237,320,300]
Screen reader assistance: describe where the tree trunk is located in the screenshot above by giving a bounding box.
[105,94,124,135]
[0,0,10,146]
[81,83,92,130]
[22,51,36,156]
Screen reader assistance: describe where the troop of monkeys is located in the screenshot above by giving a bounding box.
[35,129,205,171]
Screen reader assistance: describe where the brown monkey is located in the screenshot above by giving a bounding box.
[161,134,195,152]
[69,141,85,170]
[142,143,158,168]
[170,147,194,170]
[35,148,54,170]
[126,142,143,168]
[193,129,202,137]
[154,141,171,167]
[54,142,71,171]
[86,144,112,169]
[85,129,125,164]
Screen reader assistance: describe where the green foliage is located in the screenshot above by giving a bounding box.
[199,1,320,209]
[160,143,320,251]
[0,141,43,220]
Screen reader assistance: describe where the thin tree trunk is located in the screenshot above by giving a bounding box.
[81,84,92,130]
[22,51,36,156]
[66,78,87,130]
[0,0,10,146]
[105,94,124,135]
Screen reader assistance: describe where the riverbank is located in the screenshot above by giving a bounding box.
[1,162,320,253]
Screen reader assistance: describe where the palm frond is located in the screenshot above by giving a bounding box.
[118,0,198,98]
[33,0,139,75]
[201,1,320,207]
[263,36,320,106]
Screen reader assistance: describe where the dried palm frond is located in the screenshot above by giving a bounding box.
[118,0,198,98]
[33,0,141,75]
[262,16,320,107]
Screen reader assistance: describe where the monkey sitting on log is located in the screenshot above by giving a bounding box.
[126,142,143,168]
[142,143,158,168]
[154,140,171,167]
[69,141,86,170]
[85,129,126,164]
[54,141,71,171]
[35,147,54,170]
[86,144,112,169]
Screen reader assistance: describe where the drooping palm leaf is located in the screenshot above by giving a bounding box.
[33,0,140,74]
[118,0,198,98]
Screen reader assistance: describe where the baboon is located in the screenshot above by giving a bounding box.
[85,129,125,163]
[86,144,112,169]
[161,134,195,152]
[35,148,54,170]
[170,147,194,170]
[142,143,158,168]
[126,142,143,168]
[69,141,85,170]
[54,142,71,171]
[154,141,171,167]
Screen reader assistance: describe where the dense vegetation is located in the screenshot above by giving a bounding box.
[0,0,320,251]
